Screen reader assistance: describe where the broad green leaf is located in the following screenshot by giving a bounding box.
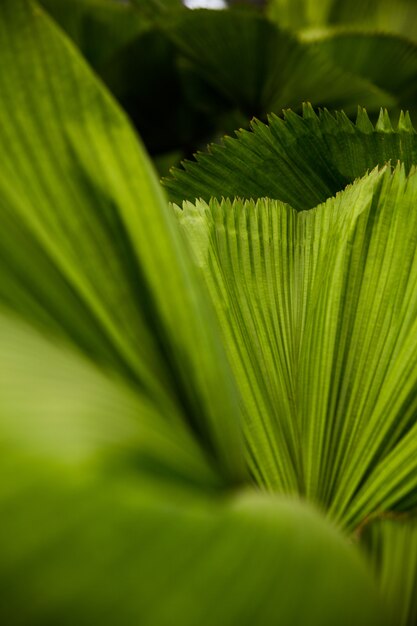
[164,9,393,118]
[0,0,244,481]
[176,167,417,530]
[0,316,382,625]
[0,478,382,626]
[164,105,417,209]
[361,515,417,626]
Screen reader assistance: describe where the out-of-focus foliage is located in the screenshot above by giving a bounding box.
[267,0,417,38]
[39,0,417,172]
[361,515,417,626]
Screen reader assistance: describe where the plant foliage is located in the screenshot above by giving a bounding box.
[39,0,417,170]
[2,1,417,625]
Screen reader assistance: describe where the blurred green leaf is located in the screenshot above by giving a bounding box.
[0,317,382,625]
[267,0,417,38]
[0,0,245,481]
[0,312,220,488]
[41,0,226,157]
[362,515,417,626]
[165,9,393,117]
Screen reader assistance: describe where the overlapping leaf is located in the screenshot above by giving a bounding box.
[266,0,417,105]
[165,105,417,208]
[0,312,218,489]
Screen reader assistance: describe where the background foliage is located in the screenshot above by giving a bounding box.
[39,0,417,173]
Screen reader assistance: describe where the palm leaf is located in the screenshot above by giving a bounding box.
[267,0,417,38]
[176,166,417,531]
[303,30,417,114]
[164,9,393,117]
[164,104,417,208]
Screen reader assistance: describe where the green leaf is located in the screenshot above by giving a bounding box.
[267,0,417,38]
[176,166,417,530]
[0,317,382,625]
[164,9,393,118]
[0,311,220,489]
[164,105,417,209]
[303,30,417,113]
[133,0,184,11]
[0,0,245,482]
[0,478,382,626]
[361,515,417,626]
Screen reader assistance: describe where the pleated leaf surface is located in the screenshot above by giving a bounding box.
[177,167,417,530]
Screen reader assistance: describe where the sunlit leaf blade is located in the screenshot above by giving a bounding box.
[177,167,417,529]
[164,9,393,118]
[176,174,379,496]
[165,104,417,208]
[176,194,306,493]
[0,318,382,626]
[0,0,244,481]
[361,515,417,626]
